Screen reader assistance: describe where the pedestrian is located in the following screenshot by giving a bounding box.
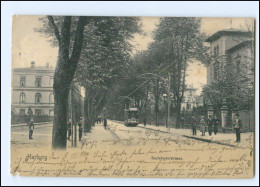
[191,115,197,136]
[78,117,83,141]
[104,118,107,130]
[200,116,206,136]
[27,117,34,139]
[233,113,242,143]
[179,117,185,129]
[213,115,220,135]
[143,118,146,127]
[67,119,72,140]
[207,115,214,136]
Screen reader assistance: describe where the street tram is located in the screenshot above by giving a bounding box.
[124,107,139,127]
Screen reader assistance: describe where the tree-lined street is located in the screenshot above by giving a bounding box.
[11,120,254,151]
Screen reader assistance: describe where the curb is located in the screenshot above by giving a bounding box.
[109,120,246,148]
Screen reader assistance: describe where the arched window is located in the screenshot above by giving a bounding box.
[20,92,25,103]
[214,62,219,80]
[216,45,219,56]
[49,93,54,103]
[35,93,41,103]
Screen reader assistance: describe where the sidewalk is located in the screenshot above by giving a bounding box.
[78,123,116,143]
[137,123,254,148]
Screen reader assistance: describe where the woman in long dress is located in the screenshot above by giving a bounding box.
[200,116,206,136]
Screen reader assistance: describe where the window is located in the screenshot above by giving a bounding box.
[214,62,219,80]
[49,110,54,116]
[19,109,25,115]
[236,59,241,74]
[213,45,219,57]
[49,93,54,103]
[20,77,25,87]
[49,77,53,87]
[20,92,26,103]
[186,103,191,110]
[35,93,41,103]
[35,109,41,116]
[35,77,42,87]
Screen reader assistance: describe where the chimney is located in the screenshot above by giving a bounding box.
[31,61,35,68]
[46,62,49,68]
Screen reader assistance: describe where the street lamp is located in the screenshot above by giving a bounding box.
[220,98,228,133]
[138,72,171,131]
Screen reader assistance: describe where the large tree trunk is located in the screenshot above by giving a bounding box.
[52,86,70,149]
[48,16,89,149]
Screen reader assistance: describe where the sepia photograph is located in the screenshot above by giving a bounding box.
[1,1,259,186]
[10,15,256,178]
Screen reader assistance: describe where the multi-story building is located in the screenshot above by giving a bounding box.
[205,28,254,129]
[181,85,203,113]
[205,28,253,85]
[12,61,84,122]
[12,61,55,116]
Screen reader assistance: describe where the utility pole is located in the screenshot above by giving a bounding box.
[70,87,74,147]
[71,84,77,147]
[167,73,171,131]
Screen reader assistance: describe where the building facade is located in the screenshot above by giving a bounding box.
[181,85,203,113]
[205,28,253,85]
[12,61,84,123]
[205,29,254,130]
[12,61,55,116]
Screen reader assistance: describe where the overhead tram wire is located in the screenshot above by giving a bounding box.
[115,61,175,104]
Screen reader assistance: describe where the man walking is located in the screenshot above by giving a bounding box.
[27,117,34,139]
[213,115,220,135]
[67,119,72,140]
[78,117,83,141]
[143,118,146,127]
[233,114,242,143]
[207,115,213,136]
[104,118,107,130]
[179,117,185,129]
[191,115,197,136]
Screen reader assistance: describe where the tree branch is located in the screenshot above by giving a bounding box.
[60,16,72,60]
[69,17,92,68]
[47,16,61,44]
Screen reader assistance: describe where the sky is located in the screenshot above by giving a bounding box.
[12,16,254,94]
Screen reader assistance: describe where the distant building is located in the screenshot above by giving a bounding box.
[205,28,253,85]
[12,61,55,116]
[181,85,202,113]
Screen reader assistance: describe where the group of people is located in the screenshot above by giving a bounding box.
[66,117,83,141]
[178,115,217,136]
[187,115,220,136]
[183,113,242,142]
[26,113,242,143]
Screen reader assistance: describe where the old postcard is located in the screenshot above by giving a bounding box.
[11,16,255,178]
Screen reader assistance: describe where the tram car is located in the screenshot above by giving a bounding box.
[124,107,139,127]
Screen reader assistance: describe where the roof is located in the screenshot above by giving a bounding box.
[206,29,253,43]
[13,66,55,72]
[226,40,254,53]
